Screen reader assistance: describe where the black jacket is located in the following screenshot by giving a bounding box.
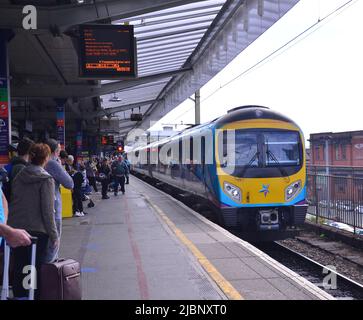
[72,171,84,190]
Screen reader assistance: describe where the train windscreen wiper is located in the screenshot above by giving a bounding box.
[239,151,259,177]
[266,149,288,177]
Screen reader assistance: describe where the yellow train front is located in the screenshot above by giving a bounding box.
[212,106,307,241]
[129,105,308,242]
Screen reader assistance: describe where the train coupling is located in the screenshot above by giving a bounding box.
[258,209,280,231]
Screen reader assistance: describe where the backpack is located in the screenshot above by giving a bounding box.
[2,163,12,202]
[112,161,126,176]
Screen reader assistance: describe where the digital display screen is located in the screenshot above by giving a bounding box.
[101,135,114,145]
[79,24,137,78]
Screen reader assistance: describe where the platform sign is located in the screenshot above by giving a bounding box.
[0,35,10,164]
[101,135,114,145]
[76,120,83,159]
[78,24,137,78]
[56,102,65,150]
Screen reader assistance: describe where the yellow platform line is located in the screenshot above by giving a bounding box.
[143,194,244,300]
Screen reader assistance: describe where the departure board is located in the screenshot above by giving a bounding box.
[79,24,137,78]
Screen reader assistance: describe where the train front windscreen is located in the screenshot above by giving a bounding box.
[221,129,303,178]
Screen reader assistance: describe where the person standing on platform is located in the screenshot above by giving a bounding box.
[65,155,74,174]
[8,143,58,299]
[85,160,98,193]
[111,156,128,196]
[44,139,74,263]
[3,137,35,202]
[59,150,68,167]
[99,158,111,199]
[71,164,87,217]
[124,155,131,185]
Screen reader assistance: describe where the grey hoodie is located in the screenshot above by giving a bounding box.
[8,164,58,242]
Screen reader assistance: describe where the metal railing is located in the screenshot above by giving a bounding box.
[307,167,363,234]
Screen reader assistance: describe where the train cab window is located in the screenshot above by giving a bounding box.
[167,148,171,157]
[135,151,139,157]
[264,131,300,166]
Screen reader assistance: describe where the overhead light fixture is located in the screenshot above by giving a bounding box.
[109,93,122,102]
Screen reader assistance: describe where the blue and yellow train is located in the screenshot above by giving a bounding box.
[129,106,308,241]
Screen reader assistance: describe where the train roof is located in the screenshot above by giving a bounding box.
[215,105,300,128]
[129,106,302,152]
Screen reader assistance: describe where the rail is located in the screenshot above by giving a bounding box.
[307,169,363,234]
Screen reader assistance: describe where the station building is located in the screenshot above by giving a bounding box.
[308,130,363,204]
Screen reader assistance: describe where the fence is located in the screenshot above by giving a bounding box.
[307,167,363,234]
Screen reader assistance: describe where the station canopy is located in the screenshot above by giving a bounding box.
[0,0,300,139]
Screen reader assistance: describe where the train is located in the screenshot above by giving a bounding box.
[128,106,308,241]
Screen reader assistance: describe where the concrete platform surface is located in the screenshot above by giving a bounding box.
[59,177,333,300]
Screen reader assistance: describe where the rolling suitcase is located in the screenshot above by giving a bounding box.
[1,237,38,300]
[40,258,82,300]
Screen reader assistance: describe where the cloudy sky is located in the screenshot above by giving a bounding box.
[150,0,362,147]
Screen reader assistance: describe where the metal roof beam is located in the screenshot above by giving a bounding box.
[12,68,192,98]
[140,62,185,73]
[133,13,217,33]
[137,39,200,54]
[136,26,208,42]
[118,1,225,23]
[138,49,193,63]
[135,21,212,38]
[137,28,206,44]
[139,55,190,66]
[0,0,209,32]
[138,44,196,59]
[129,9,221,29]
[137,33,204,49]
[102,99,159,117]
[139,57,188,69]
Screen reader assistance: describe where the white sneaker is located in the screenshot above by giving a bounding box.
[75,211,83,217]
[84,195,90,200]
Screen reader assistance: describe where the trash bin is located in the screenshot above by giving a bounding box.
[61,186,73,218]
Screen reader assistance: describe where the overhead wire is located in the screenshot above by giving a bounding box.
[168,0,357,123]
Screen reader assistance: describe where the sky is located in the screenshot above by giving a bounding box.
[149,0,363,147]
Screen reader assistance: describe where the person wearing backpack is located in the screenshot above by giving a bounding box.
[111,156,128,196]
[2,137,35,202]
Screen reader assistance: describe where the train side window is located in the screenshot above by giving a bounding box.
[223,130,227,157]
[201,136,205,165]
[179,139,182,164]
[190,137,194,162]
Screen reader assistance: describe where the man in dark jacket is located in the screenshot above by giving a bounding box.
[71,165,86,217]
[99,158,111,199]
[111,156,129,196]
[3,137,34,201]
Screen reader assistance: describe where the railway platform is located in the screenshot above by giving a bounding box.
[59,177,333,300]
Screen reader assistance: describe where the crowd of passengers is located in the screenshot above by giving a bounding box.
[0,138,130,299]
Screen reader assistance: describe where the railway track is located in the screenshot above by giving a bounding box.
[256,241,363,300]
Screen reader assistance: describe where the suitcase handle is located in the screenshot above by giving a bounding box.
[65,273,81,281]
[1,237,38,300]
[30,236,38,244]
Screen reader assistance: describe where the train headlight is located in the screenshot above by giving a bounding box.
[224,182,241,202]
[285,180,302,201]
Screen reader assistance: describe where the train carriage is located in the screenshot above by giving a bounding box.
[129,106,308,241]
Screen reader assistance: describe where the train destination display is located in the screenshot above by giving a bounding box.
[79,24,137,78]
